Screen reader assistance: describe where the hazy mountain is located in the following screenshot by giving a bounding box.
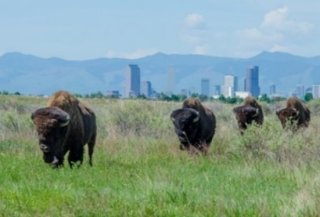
[0,51,320,96]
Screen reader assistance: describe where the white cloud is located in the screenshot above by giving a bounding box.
[270,44,290,52]
[184,13,207,30]
[182,13,209,55]
[105,49,158,59]
[239,28,283,42]
[262,6,288,28]
[261,6,313,34]
[194,46,207,55]
[237,6,314,56]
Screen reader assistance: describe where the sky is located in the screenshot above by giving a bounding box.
[1,0,320,60]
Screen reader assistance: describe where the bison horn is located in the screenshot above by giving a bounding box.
[59,114,70,127]
[193,112,200,123]
[292,108,299,116]
[252,108,259,117]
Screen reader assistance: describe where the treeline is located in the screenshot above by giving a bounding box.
[0,91,21,96]
[76,91,314,104]
[0,90,314,104]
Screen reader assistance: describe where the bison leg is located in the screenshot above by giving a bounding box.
[88,132,96,166]
[68,145,84,168]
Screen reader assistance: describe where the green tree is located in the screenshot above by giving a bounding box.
[259,94,271,103]
[304,93,313,102]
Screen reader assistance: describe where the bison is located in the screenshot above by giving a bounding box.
[170,98,216,154]
[233,96,264,134]
[276,96,310,130]
[31,91,96,168]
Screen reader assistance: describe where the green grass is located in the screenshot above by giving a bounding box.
[1,95,320,216]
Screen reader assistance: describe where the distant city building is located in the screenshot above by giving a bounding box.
[223,75,238,97]
[293,85,305,98]
[106,90,120,98]
[201,78,210,97]
[141,81,152,97]
[180,89,189,96]
[312,85,320,99]
[212,85,221,97]
[305,87,312,94]
[124,64,141,98]
[269,84,276,96]
[244,66,260,97]
[166,66,175,95]
[235,91,250,98]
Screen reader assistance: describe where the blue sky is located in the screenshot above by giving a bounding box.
[1,0,319,60]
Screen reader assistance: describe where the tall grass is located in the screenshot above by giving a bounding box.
[1,95,320,216]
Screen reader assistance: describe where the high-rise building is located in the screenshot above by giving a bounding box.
[269,84,276,96]
[141,81,152,98]
[312,85,320,99]
[166,66,175,95]
[201,79,210,97]
[124,64,141,98]
[223,75,238,97]
[180,89,189,97]
[106,90,120,98]
[244,66,260,97]
[212,85,221,97]
[293,85,305,98]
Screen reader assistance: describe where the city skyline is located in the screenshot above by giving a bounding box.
[124,62,320,99]
[0,51,319,96]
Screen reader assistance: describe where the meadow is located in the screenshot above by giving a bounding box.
[1,95,320,217]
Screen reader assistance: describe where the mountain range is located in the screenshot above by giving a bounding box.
[0,51,320,96]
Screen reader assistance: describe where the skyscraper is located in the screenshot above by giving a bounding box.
[312,85,320,99]
[212,85,221,97]
[124,64,141,98]
[141,81,152,98]
[201,78,210,97]
[269,84,276,96]
[244,66,260,97]
[293,85,305,98]
[223,75,238,97]
[166,66,175,95]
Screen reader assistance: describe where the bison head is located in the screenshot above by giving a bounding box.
[276,107,299,129]
[233,105,261,135]
[170,108,200,149]
[31,107,70,167]
[233,105,259,125]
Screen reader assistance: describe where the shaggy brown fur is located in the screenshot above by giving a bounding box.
[243,96,264,125]
[233,96,264,134]
[276,96,310,129]
[171,98,216,154]
[32,91,96,168]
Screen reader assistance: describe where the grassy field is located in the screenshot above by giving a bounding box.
[1,95,320,216]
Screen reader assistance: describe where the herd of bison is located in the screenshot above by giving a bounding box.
[30,90,311,168]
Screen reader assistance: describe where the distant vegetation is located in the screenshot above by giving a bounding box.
[1,95,320,216]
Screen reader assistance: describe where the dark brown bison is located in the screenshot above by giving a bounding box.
[233,96,264,134]
[170,98,216,154]
[31,91,96,168]
[276,96,310,130]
